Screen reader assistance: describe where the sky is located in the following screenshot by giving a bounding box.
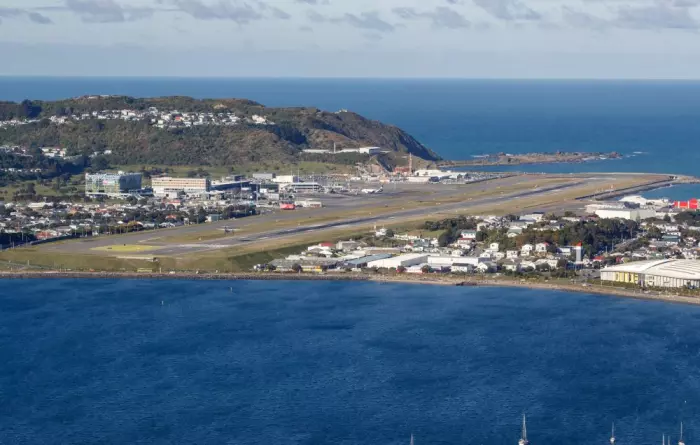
[1,0,700,78]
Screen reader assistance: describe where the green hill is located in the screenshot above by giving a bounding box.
[0,96,439,166]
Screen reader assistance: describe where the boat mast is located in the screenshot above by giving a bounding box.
[410,433,414,445]
[519,414,529,445]
[679,422,685,445]
[610,422,615,445]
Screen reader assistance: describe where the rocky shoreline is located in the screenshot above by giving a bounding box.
[0,271,369,282]
[2,271,700,306]
[438,151,622,168]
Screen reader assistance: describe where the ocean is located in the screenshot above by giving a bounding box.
[1,279,699,444]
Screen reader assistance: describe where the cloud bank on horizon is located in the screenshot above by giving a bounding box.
[2,0,700,78]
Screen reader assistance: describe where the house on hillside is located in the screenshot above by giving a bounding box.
[535,242,550,255]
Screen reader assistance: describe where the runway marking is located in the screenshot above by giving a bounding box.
[92,244,158,253]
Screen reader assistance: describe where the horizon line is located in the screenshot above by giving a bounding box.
[4,75,700,82]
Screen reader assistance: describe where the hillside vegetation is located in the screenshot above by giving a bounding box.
[0,96,439,166]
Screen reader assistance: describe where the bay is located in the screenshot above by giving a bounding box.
[1,279,699,444]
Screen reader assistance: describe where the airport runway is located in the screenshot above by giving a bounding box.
[38,173,629,257]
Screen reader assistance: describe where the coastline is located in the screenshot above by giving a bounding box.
[2,271,699,306]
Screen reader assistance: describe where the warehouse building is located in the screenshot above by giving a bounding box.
[366,253,429,269]
[85,172,142,197]
[601,259,700,288]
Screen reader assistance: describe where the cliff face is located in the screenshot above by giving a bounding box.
[0,96,439,165]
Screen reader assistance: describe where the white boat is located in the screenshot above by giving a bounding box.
[518,414,529,445]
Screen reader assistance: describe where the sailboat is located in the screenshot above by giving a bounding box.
[610,423,615,445]
[519,415,529,445]
[679,422,685,445]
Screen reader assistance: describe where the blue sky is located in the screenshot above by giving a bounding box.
[1,0,700,78]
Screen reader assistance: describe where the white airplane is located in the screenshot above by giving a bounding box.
[361,187,383,194]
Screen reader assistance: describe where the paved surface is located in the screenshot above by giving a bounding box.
[39,173,658,257]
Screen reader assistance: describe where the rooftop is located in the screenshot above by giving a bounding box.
[603,259,700,279]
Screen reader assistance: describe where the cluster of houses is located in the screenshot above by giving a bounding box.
[0,195,255,246]
[260,202,700,275]
[261,234,573,275]
[0,107,274,130]
[261,212,584,275]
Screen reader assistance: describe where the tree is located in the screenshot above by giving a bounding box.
[421,265,432,274]
[385,228,395,238]
[291,263,303,273]
[90,155,110,171]
[438,230,452,247]
[397,265,407,274]
[663,214,672,223]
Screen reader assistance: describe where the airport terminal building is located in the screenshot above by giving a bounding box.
[601,259,700,288]
[85,172,143,197]
[152,177,210,198]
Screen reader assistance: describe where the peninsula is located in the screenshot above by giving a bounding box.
[437,151,622,168]
[0,95,439,167]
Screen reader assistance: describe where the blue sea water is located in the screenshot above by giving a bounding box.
[2,77,700,196]
[1,279,700,444]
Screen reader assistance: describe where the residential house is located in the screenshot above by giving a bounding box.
[476,262,496,273]
[460,230,477,240]
[451,263,474,273]
[506,250,519,259]
[502,259,521,272]
[521,244,534,256]
[535,242,550,255]
[520,260,537,271]
[507,227,523,238]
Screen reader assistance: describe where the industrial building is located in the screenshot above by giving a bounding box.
[283,182,324,194]
[152,177,210,197]
[252,172,276,181]
[342,254,393,269]
[586,203,656,221]
[85,172,142,197]
[366,253,429,269]
[210,177,251,192]
[273,175,298,184]
[601,259,700,288]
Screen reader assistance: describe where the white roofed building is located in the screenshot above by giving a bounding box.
[601,259,700,288]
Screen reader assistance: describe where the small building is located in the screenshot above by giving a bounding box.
[460,230,477,240]
[336,240,361,251]
[253,172,276,181]
[451,263,474,273]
